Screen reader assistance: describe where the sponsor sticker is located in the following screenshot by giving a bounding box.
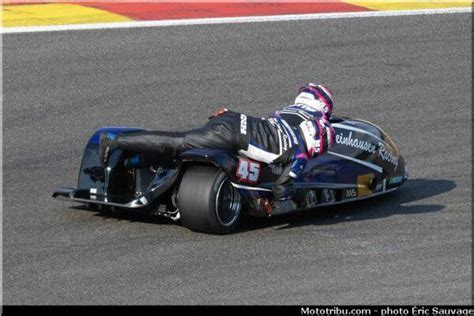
[377,142,399,170]
[236,158,260,183]
[343,188,357,199]
[280,119,299,145]
[321,189,335,203]
[269,163,283,175]
[388,176,403,185]
[357,174,374,197]
[335,131,377,154]
[375,181,384,192]
[240,114,247,135]
[334,128,399,171]
[305,190,318,207]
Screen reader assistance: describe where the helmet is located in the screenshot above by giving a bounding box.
[298,118,334,158]
[294,83,334,117]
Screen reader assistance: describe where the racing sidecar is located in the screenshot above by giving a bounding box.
[53,115,408,234]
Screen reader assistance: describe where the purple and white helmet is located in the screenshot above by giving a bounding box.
[294,83,334,117]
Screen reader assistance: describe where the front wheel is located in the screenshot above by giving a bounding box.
[177,166,242,234]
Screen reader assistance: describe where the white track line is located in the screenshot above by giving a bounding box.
[2,7,471,34]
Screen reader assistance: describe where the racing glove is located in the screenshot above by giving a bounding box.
[208,107,229,119]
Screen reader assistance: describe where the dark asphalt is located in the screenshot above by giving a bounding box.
[3,13,472,304]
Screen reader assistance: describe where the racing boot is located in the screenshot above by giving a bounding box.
[99,132,118,166]
[270,198,298,216]
[114,131,186,157]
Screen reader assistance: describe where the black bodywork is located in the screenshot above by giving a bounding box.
[53,116,408,218]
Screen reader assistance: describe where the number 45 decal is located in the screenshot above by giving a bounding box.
[236,158,261,183]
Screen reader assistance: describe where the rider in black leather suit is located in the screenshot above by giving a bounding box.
[99,83,335,208]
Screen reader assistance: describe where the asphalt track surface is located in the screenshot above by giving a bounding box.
[3,13,472,305]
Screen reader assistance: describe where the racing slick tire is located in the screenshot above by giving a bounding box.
[177,166,242,234]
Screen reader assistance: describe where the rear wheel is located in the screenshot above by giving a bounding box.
[177,166,242,234]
